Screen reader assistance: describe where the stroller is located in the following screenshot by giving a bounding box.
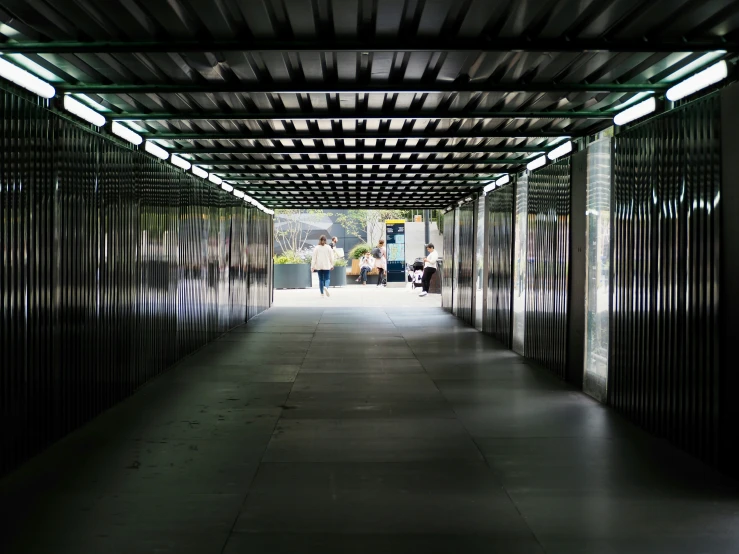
[407,258,425,289]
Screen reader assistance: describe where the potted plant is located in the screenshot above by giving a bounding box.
[332,256,348,287]
[273,250,312,289]
[348,243,371,276]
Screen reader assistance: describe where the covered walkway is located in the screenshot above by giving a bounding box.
[1,290,738,554]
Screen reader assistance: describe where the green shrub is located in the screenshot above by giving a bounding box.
[348,243,371,259]
[274,250,309,264]
[334,257,347,267]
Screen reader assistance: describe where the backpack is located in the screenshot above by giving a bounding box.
[371,247,382,259]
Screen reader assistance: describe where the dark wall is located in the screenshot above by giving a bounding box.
[0,86,272,475]
[524,159,572,377]
[720,84,739,474]
[456,202,476,325]
[484,185,515,346]
[610,94,721,466]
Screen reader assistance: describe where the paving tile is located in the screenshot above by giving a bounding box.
[234,462,533,535]
[223,533,546,553]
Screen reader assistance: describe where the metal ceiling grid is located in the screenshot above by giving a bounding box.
[0,0,737,208]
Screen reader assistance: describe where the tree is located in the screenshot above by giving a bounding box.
[273,209,330,254]
[334,209,409,245]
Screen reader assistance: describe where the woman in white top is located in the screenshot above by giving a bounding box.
[311,235,335,297]
[374,239,387,287]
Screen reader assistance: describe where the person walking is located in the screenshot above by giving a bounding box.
[372,239,387,287]
[357,252,374,285]
[418,243,439,297]
[311,235,335,297]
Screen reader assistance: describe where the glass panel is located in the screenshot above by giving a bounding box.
[512,174,529,354]
[583,138,612,401]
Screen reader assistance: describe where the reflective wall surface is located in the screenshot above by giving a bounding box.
[484,185,515,346]
[441,210,455,312]
[611,95,721,466]
[0,86,272,475]
[524,159,571,378]
[452,208,461,316]
[456,202,476,326]
[474,197,485,331]
[583,138,612,402]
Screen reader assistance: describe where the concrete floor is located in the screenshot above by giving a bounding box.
[1,287,738,553]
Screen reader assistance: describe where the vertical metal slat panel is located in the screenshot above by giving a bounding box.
[456,202,476,326]
[484,185,515,347]
[611,94,721,465]
[0,85,274,475]
[441,210,455,312]
[524,159,571,377]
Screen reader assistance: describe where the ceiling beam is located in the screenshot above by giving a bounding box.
[227,180,488,186]
[60,82,666,94]
[2,38,733,54]
[252,195,464,202]
[141,130,572,141]
[200,157,528,167]
[220,169,501,177]
[205,158,533,169]
[115,109,614,121]
[178,145,542,155]
[235,188,483,193]
[267,204,452,209]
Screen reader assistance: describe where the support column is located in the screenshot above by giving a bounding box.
[567,150,587,387]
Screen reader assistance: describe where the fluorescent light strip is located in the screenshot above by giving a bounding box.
[612,91,653,112]
[666,61,729,101]
[221,183,234,193]
[496,175,510,186]
[75,93,109,113]
[144,141,169,160]
[613,97,656,126]
[0,56,56,98]
[526,155,547,171]
[170,154,191,170]
[63,95,106,127]
[209,174,223,185]
[233,190,245,198]
[111,121,143,145]
[664,51,726,83]
[483,182,496,193]
[191,166,208,179]
[3,54,61,82]
[547,141,573,161]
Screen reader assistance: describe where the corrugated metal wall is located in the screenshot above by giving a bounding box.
[442,209,455,312]
[0,86,272,475]
[524,159,571,377]
[610,95,721,465]
[483,185,515,346]
[456,201,476,325]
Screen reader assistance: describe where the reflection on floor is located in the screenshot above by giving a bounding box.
[1,288,738,553]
